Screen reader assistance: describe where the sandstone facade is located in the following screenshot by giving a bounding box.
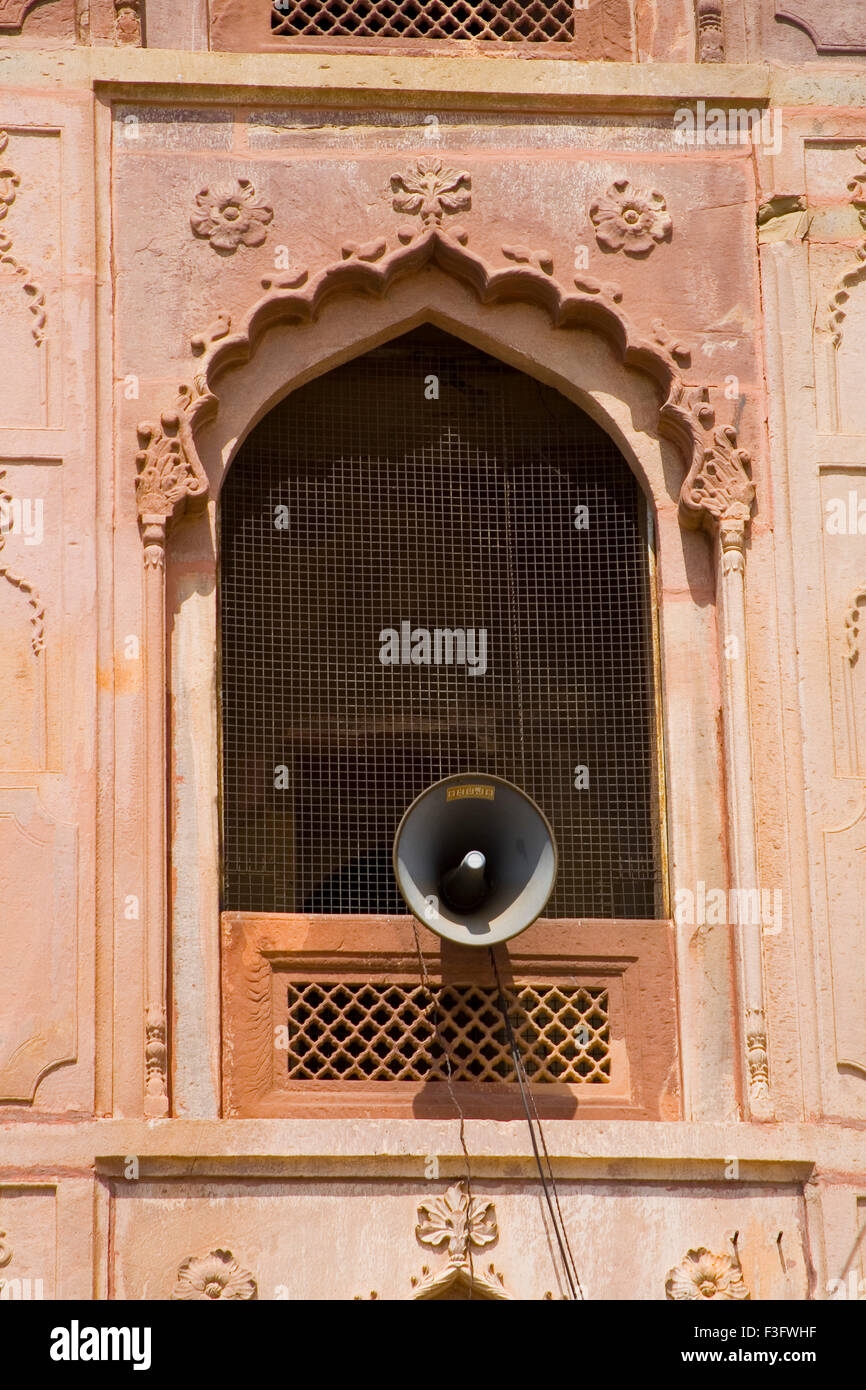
[0,0,865,1301]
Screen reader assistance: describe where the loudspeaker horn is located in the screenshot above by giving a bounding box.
[392,773,557,947]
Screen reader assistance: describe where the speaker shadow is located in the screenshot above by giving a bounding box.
[410,943,579,1120]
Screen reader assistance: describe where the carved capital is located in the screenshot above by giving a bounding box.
[135,406,209,530]
[680,424,755,542]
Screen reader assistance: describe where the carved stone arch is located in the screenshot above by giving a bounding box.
[142,222,760,1123]
[140,227,749,541]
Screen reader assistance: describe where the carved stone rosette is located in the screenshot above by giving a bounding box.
[666,1246,750,1300]
[171,1249,258,1300]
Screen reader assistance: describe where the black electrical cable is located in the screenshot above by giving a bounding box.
[489,947,583,1301]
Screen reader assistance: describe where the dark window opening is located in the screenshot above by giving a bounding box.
[220,324,663,918]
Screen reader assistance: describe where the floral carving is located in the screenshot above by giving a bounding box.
[417,1181,497,1259]
[412,1182,511,1300]
[844,586,866,664]
[0,470,45,654]
[190,179,273,254]
[665,1247,750,1301]
[825,146,866,346]
[391,159,471,226]
[502,244,553,275]
[590,179,673,257]
[171,1249,258,1301]
[0,132,20,215]
[0,130,47,345]
[651,318,691,366]
[679,423,755,545]
[135,405,209,525]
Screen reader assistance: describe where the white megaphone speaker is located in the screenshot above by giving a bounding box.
[392,773,557,947]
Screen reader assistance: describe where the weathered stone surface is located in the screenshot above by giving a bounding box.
[0,20,864,1302]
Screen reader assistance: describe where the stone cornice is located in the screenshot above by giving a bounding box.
[4,1117,866,1177]
[0,50,776,108]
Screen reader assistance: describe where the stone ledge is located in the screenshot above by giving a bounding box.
[1,1118,865,1180]
[0,51,774,108]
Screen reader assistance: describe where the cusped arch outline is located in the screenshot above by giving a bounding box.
[134,223,754,548]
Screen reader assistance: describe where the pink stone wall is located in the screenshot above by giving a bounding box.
[0,17,865,1301]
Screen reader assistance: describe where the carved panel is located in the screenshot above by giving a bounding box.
[0,461,61,772]
[820,470,866,778]
[775,3,866,53]
[0,1186,55,1299]
[696,1,724,62]
[0,129,59,430]
[0,790,77,1102]
[0,0,55,30]
[210,0,634,56]
[108,1178,808,1300]
[824,802,866,1079]
[221,914,679,1120]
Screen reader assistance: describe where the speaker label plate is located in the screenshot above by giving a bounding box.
[445,784,495,802]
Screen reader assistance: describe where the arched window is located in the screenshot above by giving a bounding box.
[217,325,678,1118]
[220,325,664,922]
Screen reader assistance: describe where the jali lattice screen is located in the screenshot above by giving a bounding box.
[271,0,575,41]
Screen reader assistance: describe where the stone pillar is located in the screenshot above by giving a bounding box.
[135,405,209,1118]
[680,423,771,1118]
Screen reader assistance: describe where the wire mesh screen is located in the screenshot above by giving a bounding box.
[220,325,662,918]
[270,0,574,41]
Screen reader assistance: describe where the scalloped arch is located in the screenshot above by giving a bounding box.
[136,224,748,537]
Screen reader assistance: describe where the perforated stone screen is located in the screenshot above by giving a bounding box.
[285,980,611,1082]
[271,0,575,41]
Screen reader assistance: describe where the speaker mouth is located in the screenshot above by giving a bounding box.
[440,850,490,913]
[392,772,558,947]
